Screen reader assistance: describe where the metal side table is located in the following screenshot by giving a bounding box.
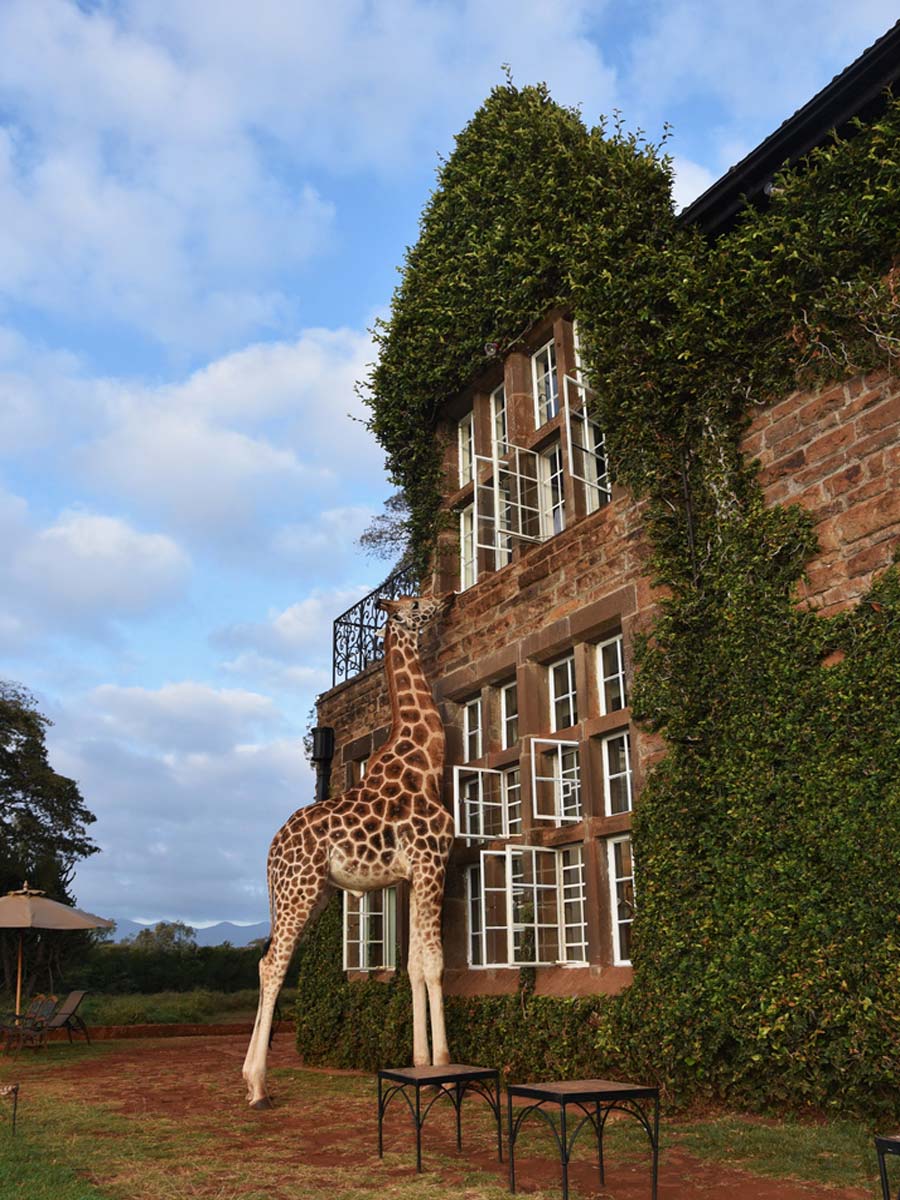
[377,1063,502,1172]
[876,1134,900,1200]
[507,1078,659,1200]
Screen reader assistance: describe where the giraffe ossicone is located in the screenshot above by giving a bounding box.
[242,593,454,1108]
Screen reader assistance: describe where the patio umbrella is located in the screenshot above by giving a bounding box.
[0,882,114,1016]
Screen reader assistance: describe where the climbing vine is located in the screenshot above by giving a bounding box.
[348,85,900,1117]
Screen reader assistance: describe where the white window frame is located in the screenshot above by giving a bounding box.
[564,374,610,515]
[558,845,588,965]
[529,738,582,824]
[342,888,397,972]
[549,653,578,732]
[463,696,482,762]
[602,731,633,816]
[490,383,508,455]
[608,836,635,966]
[468,846,588,967]
[500,680,519,750]
[503,765,523,836]
[458,411,475,487]
[539,441,566,538]
[571,319,585,382]
[459,503,477,590]
[473,444,542,564]
[532,338,560,427]
[597,634,627,716]
[453,765,513,843]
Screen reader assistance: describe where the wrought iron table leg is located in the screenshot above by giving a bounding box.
[651,1092,660,1200]
[596,1100,604,1186]
[560,1102,569,1200]
[495,1073,503,1162]
[377,1074,383,1158]
[508,1088,516,1193]
[455,1080,462,1150]
[415,1083,422,1173]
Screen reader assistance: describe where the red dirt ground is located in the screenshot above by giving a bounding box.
[7,1033,874,1199]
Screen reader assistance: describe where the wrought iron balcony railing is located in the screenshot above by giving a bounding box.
[332,563,419,686]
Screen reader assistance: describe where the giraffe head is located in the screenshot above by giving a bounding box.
[377,594,452,638]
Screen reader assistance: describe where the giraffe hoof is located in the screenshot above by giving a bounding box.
[250,1096,273,1110]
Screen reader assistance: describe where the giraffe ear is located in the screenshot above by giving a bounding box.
[377,598,399,615]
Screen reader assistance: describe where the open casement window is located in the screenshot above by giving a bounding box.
[472,444,543,566]
[532,339,560,427]
[468,846,587,967]
[608,836,635,965]
[563,374,610,514]
[453,765,521,843]
[342,888,397,972]
[602,731,633,816]
[529,738,582,824]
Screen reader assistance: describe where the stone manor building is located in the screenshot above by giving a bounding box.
[314,26,900,1000]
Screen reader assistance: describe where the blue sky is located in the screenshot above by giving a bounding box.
[0,0,895,926]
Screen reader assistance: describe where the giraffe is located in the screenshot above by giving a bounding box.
[242,593,454,1108]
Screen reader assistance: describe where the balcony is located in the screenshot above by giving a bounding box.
[332,563,419,686]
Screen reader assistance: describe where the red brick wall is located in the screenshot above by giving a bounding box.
[744,369,900,615]
[317,363,899,995]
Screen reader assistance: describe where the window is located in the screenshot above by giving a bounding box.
[453,765,517,842]
[597,635,627,715]
[490,383,508,454]
[459,504,476,590]
[539,442,566,537]
[343,888,397,971]
[602,731,633,815]
[608,837,634,965]
[532,339,559,427]
[463,696,482,761]
[559,845,588,963]
[458,412,475,486]
[500,680,519,749]
[530,739,582,823]
[503,765,522,836]
[549,653,577,731]
[563,374,610,515]
[467,846,588,967]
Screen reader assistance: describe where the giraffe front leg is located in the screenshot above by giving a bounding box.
[242,867,329,1108]
[412,873,450,1066]
[407,886,430,1066]
[242,930,294,1108]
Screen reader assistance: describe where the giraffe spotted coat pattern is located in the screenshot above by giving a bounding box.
[242,594,454,1108]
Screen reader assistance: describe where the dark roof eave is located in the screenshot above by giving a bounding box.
[679,20,900,236]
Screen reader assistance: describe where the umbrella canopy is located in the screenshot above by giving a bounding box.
[0,883,114,1015]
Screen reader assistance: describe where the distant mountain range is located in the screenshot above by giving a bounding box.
[109,919,269,947]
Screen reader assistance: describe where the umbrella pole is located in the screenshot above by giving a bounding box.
[15,932,23,1019]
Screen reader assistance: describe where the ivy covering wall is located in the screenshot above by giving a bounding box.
[299,84,900,1117]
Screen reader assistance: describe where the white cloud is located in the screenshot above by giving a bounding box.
[6,503,189,637]
[87,681,280,754]
[670,156,718,213]
[215,585,372,662]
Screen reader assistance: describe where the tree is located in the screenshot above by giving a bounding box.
[124,921,197,952]
[357,491,413,566]
[0,681,99,995]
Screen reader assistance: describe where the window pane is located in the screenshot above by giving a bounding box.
[501,681,518,749]
[599,636,626,714]
[533,340,559,426]
[458,413,474,485]
[604,732,633,815]
[550,655,577,731]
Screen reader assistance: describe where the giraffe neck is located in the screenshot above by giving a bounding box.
[384,624,444,774]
